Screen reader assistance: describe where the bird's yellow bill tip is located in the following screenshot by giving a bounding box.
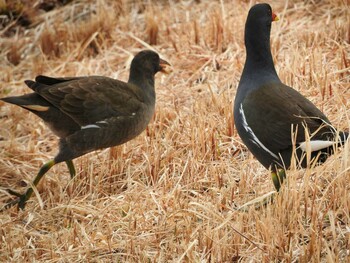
[159,58,172,74]
[272,13,279,22]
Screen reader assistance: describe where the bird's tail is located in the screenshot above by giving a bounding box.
[338,131,348,145]
[1,93,51,112]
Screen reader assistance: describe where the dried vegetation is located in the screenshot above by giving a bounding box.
[0,0,349,262]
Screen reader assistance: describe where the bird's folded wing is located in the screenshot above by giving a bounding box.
[32,76,144,127]
[35,75,86,85]
[242,83,333,153]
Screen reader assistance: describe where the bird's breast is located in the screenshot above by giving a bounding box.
[109,103,155,146]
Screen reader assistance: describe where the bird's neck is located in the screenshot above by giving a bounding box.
[243,26,279,78]
[244,46,277,77]
[128,70,156,99]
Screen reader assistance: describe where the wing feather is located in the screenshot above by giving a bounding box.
[32,76,145,126]
[242,83,333,154]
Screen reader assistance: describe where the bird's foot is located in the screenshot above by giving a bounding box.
[1,189,29,211]
[236,191,276,212]
[1,160,55,212]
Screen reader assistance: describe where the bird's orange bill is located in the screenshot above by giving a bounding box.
[272,12,279,22]
[159,58,172,74]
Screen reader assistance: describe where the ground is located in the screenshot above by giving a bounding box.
[0,0,349,262]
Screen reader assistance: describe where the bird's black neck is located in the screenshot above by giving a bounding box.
[128,69,156,99]
[243,23,278,78]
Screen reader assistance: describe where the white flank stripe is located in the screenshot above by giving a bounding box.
[81,124,100,130]
[299,140,334,152]
[96,121,108,124]
[239,104,279,159]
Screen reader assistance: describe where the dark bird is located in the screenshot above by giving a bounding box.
[234,3,348,193]
[1,50,170,210]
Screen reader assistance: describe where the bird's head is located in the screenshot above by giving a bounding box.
[247,3,279,28]
[131,50,171,76]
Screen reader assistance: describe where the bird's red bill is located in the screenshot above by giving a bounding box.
[272,12,279,22]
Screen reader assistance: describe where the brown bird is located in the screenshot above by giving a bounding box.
[1,50,170,210]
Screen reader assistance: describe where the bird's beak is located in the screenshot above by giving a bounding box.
[272,12,279,22]
[159,58,172,74]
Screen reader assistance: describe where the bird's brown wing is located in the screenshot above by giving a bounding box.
[242,83,333,154]
[35,75,86,85]
[29,76,145,127]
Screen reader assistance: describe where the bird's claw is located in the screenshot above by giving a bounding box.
[7,188,23,198]
[1,189,28,211]
[1,199,20,212]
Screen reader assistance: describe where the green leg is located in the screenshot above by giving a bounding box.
[3,160,56,210]
[237,169,286,212]
[65,160,76,179]
[271,169,286,192]
[18,160,56,209]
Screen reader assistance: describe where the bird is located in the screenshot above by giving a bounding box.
[234,3,348,194]
[1,50,170,210]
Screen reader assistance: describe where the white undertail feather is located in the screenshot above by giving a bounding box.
[299,140,335,152]
[299,117,339,152]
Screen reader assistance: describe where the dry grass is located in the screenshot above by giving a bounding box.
[0,0,349,262]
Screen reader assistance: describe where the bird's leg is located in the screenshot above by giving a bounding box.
[65,160,76,179]
[238,169,286,211]
[18,160,56,209]
[3,160,56,211]
[271,169,286,192]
